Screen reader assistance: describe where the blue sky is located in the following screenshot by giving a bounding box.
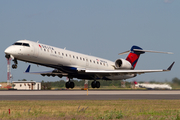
[0,0,179,82]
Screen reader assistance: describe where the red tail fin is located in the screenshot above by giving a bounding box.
[126,46,145,69]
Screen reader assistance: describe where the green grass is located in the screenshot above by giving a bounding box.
[0,100,180,120]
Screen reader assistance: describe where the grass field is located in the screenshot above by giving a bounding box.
[0,100,180,120]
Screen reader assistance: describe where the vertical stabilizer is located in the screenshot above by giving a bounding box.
[126,46,145,69]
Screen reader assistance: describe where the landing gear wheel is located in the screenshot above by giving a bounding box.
[70,82,75,89]
[96,81,100,88]
[65,82,70,89]
[91,81,95,88]
[91,81,100,88]
[12,58,18,69]
[12,64,17,69]
[91,81,96,88]
[65,81,75,89]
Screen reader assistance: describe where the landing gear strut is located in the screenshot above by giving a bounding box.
[65,80,75,89]
[91,81,100,88]
[12,59,18,69]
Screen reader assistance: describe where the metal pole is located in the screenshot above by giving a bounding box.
[6,58,11,86]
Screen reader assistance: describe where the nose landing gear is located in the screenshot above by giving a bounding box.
[5,54,18,69]
[12,59,18,69]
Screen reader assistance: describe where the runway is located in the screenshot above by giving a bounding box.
[0,90,180,100]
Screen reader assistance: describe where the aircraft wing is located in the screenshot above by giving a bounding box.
[24,62,174,78]
[24,65,68,76]
[85,62,175,75]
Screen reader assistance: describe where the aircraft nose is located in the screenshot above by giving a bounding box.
[4,46,15,55]
[4,47,11,54]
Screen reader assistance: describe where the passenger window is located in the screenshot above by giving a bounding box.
[73,56,75,58]
[83,58,85,61]
[66,54,68,57]
[44,49,46,52]
[62,53,64,56]
[55,51,56,54]
[76,56,78,59]
[80,57,82,60]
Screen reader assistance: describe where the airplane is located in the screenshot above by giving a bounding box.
[133,81,172,90]
[4,40,174,89]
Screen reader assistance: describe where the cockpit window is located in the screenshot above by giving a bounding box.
[13,42,22,45]
[13,42,30,47]
[23,43,30,47]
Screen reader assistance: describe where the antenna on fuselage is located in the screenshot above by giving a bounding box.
[64,47,66,50]
[37,41,39,43]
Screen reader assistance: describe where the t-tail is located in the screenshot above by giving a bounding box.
[118,45,173,69]
[126,46,145,69]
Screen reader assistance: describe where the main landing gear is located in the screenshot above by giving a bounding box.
[91,81,100,88]
[12,59,18,69]
[65,81,75,89]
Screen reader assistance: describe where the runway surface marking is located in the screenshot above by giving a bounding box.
[0,90,180,95]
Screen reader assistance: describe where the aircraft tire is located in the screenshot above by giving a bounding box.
[12,64,17,69]
[65,82,70,89]
[12,65,15,69]
[96,81,100,88]
[91,81,96,88]
[70,82,75,89]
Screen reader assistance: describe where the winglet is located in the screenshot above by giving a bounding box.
[167,62,175,71]
[25,65,31,73]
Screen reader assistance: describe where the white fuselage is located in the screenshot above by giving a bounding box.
[4,40,135,80]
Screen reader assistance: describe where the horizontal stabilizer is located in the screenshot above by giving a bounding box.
[133,49,173,54]
[119,46,173,55]
[118,50,130,55]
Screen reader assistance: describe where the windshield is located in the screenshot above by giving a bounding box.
[13,42,22,45]
[13,42,30,47]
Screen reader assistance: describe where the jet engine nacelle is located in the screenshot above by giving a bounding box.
[115,59,132,69]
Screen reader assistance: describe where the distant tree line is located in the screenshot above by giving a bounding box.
[40,80,132,89]
[172,77,180,85]
[17,77,180,90]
